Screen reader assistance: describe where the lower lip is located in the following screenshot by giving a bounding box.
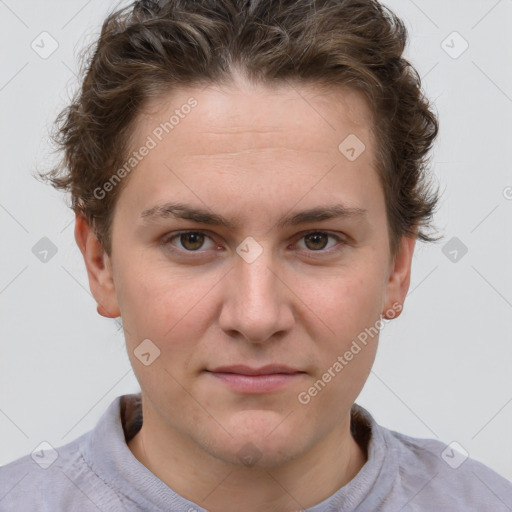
[206,371,304,393]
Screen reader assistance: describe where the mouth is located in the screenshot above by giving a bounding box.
[204,365,306,393]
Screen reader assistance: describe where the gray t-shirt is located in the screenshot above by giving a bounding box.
[1,393,511,511]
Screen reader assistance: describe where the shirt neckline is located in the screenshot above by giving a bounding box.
[81,393,398,511]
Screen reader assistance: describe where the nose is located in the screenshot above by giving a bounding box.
[218,247,295,344]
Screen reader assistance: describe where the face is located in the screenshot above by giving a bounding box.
[78,76,414,468]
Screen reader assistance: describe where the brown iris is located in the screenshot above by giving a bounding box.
[304,232,329,251]
[180,232,205,251]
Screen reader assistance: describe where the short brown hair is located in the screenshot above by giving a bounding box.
[40,0,440,257]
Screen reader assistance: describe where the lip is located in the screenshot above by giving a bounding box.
[207,364,302,375]
[205,365,306,393]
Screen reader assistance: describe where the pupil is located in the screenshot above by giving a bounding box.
[182,233,204,250]
[305,233,327,250]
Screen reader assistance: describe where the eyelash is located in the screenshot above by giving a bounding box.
[161,230,347,259]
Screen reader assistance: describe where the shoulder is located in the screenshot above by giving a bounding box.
[385,427,512,511]
[0,433,124,511]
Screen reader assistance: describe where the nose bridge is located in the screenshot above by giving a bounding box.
[219,244,293,342]
[238,252,276,309]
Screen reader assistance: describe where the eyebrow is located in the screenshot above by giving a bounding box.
[139,201,367,230]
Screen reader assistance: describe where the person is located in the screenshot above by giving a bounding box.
[1,0,511,510]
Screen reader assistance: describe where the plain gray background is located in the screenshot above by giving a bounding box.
[1,0,511,481]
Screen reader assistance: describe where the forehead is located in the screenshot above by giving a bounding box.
[135,79,374,159]
[116,80,380,228]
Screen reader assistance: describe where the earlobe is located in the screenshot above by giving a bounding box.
[381,235,416,319]
[74,214,121,319]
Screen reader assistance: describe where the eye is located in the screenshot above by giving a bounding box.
[163,231,217,252]
[295,231,344,254]
[161,230,346,257]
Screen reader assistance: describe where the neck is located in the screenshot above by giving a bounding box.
[127,400,367,512]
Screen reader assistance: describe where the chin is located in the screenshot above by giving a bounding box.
[203,411,308,468]
[211,439,303,469]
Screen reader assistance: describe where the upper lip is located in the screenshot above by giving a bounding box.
[207,365,304,375]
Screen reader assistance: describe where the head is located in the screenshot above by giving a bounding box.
[42,0,439,467]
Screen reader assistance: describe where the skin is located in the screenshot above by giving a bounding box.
[75,75,415,512]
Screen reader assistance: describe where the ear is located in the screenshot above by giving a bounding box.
[381,235,416,319]
[74,214,120,318]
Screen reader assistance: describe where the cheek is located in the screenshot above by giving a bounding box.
[300,260,386,336]
[118,265,213,396]
[116,257,220,349]
[306,276,383,403]
[294,280,382,431]
[300,261,386,390]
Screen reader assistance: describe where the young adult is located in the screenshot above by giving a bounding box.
[1,1,511,510]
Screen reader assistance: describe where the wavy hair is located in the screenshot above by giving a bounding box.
[40,0,440,257]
